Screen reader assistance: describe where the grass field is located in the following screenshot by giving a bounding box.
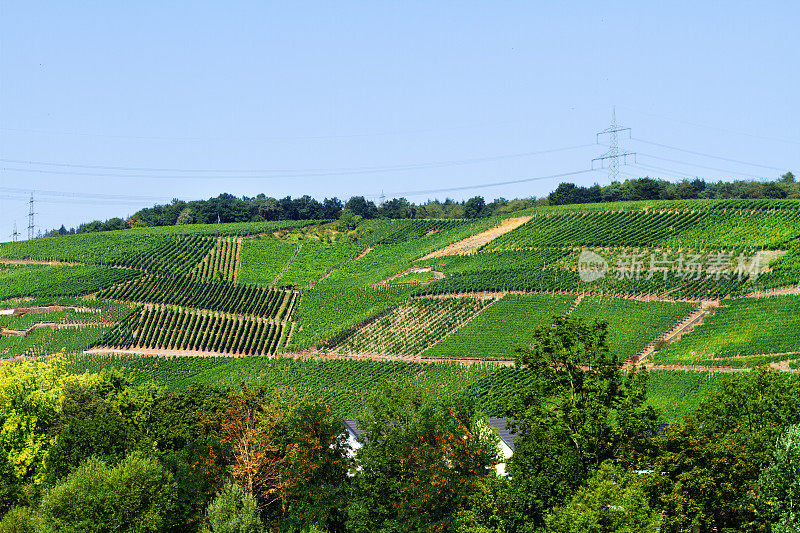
[237,237,299,286]
[571,297,698,359]
[421,294,577,359]
[652,295,800,365]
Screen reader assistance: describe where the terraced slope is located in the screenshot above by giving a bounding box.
[326,296,493,356]
[422,294,576,359]
[570,297,698,360]
[652,295,800,366]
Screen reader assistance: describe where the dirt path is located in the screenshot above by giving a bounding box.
[627,305,713,366]
[415,289,712,304]
[418,216,532,259]
[0,258,84,266]
[747,284,800,297]
[373,266,444,286]
[271,243,302,287]
[82,347,518,366]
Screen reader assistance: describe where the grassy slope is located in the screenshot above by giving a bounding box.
[238,237,299,286]
[0,264,139,300]
[422,294,577,359]
[653,295,800,364]
[571,297,698,359]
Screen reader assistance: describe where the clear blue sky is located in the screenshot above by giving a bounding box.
[1,1,798,237]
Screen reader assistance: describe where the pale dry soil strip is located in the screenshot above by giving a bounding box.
[0,258,84,266]
[418,216,532,260]
[373,266,444,287]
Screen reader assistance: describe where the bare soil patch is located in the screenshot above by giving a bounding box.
[418,216,532,259]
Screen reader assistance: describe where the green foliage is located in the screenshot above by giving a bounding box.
[37,452,175,533]
[506,317,658,529]
[544,462,658,533]
[646,367,800,531]
[654,296,800,365]
[202,481,264,533]
[0,265,139,300]
[0,359,66,511]
[347,381,499,533]
[759,424,800,531]
[422,294,576,359]
[335,209,362,232]
[44,371,153,483]
[0,506,36,533]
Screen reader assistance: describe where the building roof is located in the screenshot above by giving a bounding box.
[343,420,366,441]
[343,418,520,451]
[487,418,519,451]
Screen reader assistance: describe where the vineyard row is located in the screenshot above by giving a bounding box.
[97,274,298,320]
[99,305,293,355]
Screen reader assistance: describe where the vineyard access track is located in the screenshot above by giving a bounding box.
[1,322,115,337]
[373,266,444,287]
[626,303,716,367]
[418,216,532,259]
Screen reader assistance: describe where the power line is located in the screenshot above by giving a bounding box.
[631,137,790,172]
[635,152,768,180]
[0,118,527,143]
[371,168,601,198]
[0,186,170,202]
[0,193,166,207]
[0,143,594,176]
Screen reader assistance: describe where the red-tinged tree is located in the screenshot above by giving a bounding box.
[347,381,499,533]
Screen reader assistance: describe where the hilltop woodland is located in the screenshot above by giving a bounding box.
[2,319,799,533]
[43,173,796,236]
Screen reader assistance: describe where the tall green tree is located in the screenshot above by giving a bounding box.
[347,381,499,533]
[545,461,659,533]
[37,452,175,533]
[0,359,69,511]
[505,316,657,530]
[646,367,800,532]
[760,424,800,532]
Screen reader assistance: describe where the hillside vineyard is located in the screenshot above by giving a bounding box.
[1,198,800,420]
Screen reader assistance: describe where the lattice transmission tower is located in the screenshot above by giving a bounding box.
[592,107,636,182]
[27,194,36,240]
[10,221,20,242]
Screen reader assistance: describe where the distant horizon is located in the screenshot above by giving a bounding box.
[2,2,798,236]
